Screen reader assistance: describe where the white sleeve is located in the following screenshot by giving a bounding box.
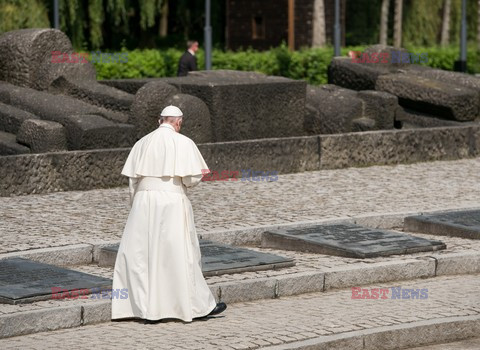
[182,174,203,188]
[129,177,139,205]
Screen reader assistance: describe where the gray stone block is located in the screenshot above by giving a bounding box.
[407,65,480,92]
[376,73,479,122]
[49,76,134,113]
[395,107,462,129]
[434,252,480,276]
[0,102,38,134]
[351,117,376,132]
[166,93,213,143]
[217,278,276,303]
[323,258,435,290]
[357,90,397,130]
[82,301,111,325]
[276,272,325,297]
[98,246,117,267]
[328,57,392,91]
[0,28,96,91]
[0,81,128,125]
[0,305,81,338]
[473,124,480,156]
[0,130,30,155]
[199,135,320,174]
[0,244,93,266]
[161,70,306,142]
[129,81,178,139]
[0,149,130,196]
[320,126,474,169]
[17,119,67,153]
[64,115,135,150]
[99,78,154,94]
[305,84,363,134]
[0,82,135,150]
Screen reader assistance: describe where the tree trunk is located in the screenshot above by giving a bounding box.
[440,0,451,46]
[312,0,326,47]
[160,0,168,38]
[393,0,403,48]
[380,0,390,45]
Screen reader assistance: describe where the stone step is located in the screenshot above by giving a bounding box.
[0,274,479,349]
[0,250,479,339]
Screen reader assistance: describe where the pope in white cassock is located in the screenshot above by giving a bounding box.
[112,105,226,323]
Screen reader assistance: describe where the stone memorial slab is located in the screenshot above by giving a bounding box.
[99,240,295,276]
[262,223,446,258]
[0,258,112,304]
[404,210,480,239]
[199,240,294,276]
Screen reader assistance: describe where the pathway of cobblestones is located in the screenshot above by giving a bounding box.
[1,158,479,254]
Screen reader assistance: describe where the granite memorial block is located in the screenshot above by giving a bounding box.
[99,240,294,276]
[404,210,480,239]
[262,223,446,258]
[0,258,112,304]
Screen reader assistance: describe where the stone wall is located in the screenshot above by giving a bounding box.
[1,125,479,197]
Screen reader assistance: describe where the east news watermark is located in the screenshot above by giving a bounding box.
[351,287,428,299]
[349,50,428,64]
[201,169,279,182]
[51,51,129,64]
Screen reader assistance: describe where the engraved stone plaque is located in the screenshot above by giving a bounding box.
[262,223,446,258]
[199,240,294,276]
[0,258,112,304]
[404,209,480,239]
[100,240,295,276]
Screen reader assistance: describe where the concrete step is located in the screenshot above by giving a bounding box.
[0,274,478,349]
[1,248,479,339]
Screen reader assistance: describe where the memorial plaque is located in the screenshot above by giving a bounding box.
[404,209,480,239]
[0,258,112,304]
[199,240,294,276]
[100,240,295,276]
[262,224,446,258]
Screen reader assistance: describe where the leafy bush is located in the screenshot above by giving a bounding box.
[92,45,480,84]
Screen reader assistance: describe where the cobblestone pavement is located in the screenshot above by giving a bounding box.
[1,158,479,254]
[1,274,478,349]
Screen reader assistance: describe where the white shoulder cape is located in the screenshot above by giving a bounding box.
[121,125,208,178]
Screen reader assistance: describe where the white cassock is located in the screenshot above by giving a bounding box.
[111,123,216,322]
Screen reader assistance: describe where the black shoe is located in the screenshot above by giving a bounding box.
[208,302,227,316]
[144,319,161,324]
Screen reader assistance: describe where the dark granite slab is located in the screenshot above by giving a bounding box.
[262,223,446,258]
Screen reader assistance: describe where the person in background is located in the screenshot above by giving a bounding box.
[177,40,199,77]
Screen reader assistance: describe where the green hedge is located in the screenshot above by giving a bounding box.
[91,45,480,85]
